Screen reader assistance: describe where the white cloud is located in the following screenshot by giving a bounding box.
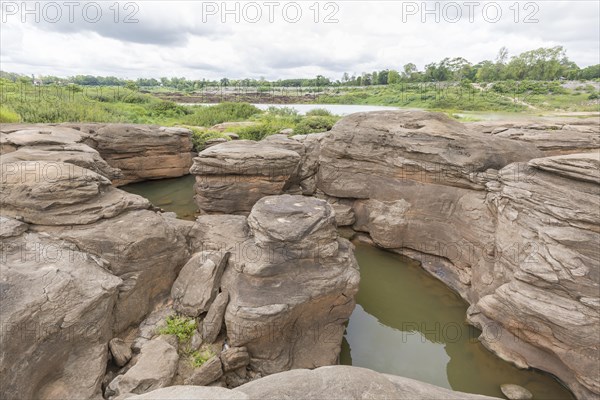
[1,0,598,80]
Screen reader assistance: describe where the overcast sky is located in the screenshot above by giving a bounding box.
[1,0,598,80]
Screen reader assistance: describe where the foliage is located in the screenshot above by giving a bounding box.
[0,106,21,123]
[190,346,216,368]
[294,116,338,135]
[183,102,262,127]
[185,126,231,151]
[265,106,298,117]
[159,315,197,342]
[305,108,333,117]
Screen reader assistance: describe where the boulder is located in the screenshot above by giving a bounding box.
[469,152,600,399]
[109,338,133,367]
[0,161,149,225]
[220,347,250,372]
[469,118,599,155]
[184,356,223,386]
[236,366,499,400]
[224,195,360,374]
[66,123,193,186]
[129,385,248,399]
[500,384,533,400]
[106,337,179,399]
[171,251,230,317]
[0,233,121,400]
[38,210,191,332]
[189,141,301,214]
[202,291,229,343]
[211,122,257,132]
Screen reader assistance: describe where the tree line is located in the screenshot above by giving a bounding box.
[2,46,598,91]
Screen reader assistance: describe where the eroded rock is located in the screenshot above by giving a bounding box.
[202,291,229,343]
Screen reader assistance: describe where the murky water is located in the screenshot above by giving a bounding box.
[341,243,574,400]
[121,177,574,399]
[121,175,198,221]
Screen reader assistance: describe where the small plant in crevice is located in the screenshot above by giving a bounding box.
[158,315,197,342]
[190,345,216,368]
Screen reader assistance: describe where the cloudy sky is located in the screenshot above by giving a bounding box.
[1,0,598,80]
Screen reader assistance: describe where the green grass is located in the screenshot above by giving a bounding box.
[0,105,21,122]
[158,315,197,342]
[182,102,262,127]
[190,346,216,368]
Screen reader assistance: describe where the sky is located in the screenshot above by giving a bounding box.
[1,0,599,80]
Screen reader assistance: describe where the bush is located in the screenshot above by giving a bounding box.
[149,101,191,117]
[305,108,332,117]
[159,315,197,342]
[294,116,338,135]
[0,106,21,123]
[184,126,231,151]
[266,106,298,117]
[183,102,262,127]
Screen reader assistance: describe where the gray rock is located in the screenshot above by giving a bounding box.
[129,385,248,399]
[171,251,230,317]
[500,384,533,400]
[202,291,229,343]
[236,366,499,400]
[184,356,223,386]
[65,123,193,186]
[279,128,294,135]
[190,331,204,351]
[190,141,301,214]
[109,338,133,367]
[107,337,179,399]
[224,195,360,375]
[0,161,149,225]
[0,216,28,238]
[0,233,121,400]
[211,122,257,132]
[220,347,250,372]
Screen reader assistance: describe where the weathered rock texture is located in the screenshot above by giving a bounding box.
[132,366,499,400]
[222,195,360,374]
[1,123,194,186]
[0,124,195,399]
[470,117,600,155]
[189,134,325,214]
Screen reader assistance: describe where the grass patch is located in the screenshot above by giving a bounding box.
[190,345,216,368]
[0,106,21,123]
[182,102,262,127]
[159,315,197,342]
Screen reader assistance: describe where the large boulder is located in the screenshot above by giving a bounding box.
[190,140,301,214]
[66,123,193,186]
[0,161,149,225]
[469,118,600,155]
[0,232,122,400]
[224,195,360,374]
[37,210,191,332]
[106,336,179,399]
[469,152,600,399]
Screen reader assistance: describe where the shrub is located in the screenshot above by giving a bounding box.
[149,101,191,117]
[183,102,262,127]
[159,315,197,342]
[294,116,338,135]
[266,106,298,117]
[184,126,231,151]
[190,346,216,367]
[305,108,333,117]
[0,106,21,123]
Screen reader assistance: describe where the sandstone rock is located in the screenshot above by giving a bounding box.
[0,125,87,148]
[225,132,240,140]
[184,356,223,386]
[468,152,600,399]
[331,202,355,226]
[190,141,301,214]
[132,307,175,353]
[202,291,229,343]
[469,118,599,155]
[220,347,250,372]
[279,128,294,135]
[190,331,204,351]
[171,251,230,317]
[500,384,533,400]
[1,143,121,180]
[236,366,498,400]
[38,210,190,332]
[106,337,179,399]
[66,123,193,186]
[205,138,228,148]
[224,195,360,375]
[109,338,133,367]
[0,161,149,225]
[129,385,248,399]
[0,216,28,238]
[0,233,121,400]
